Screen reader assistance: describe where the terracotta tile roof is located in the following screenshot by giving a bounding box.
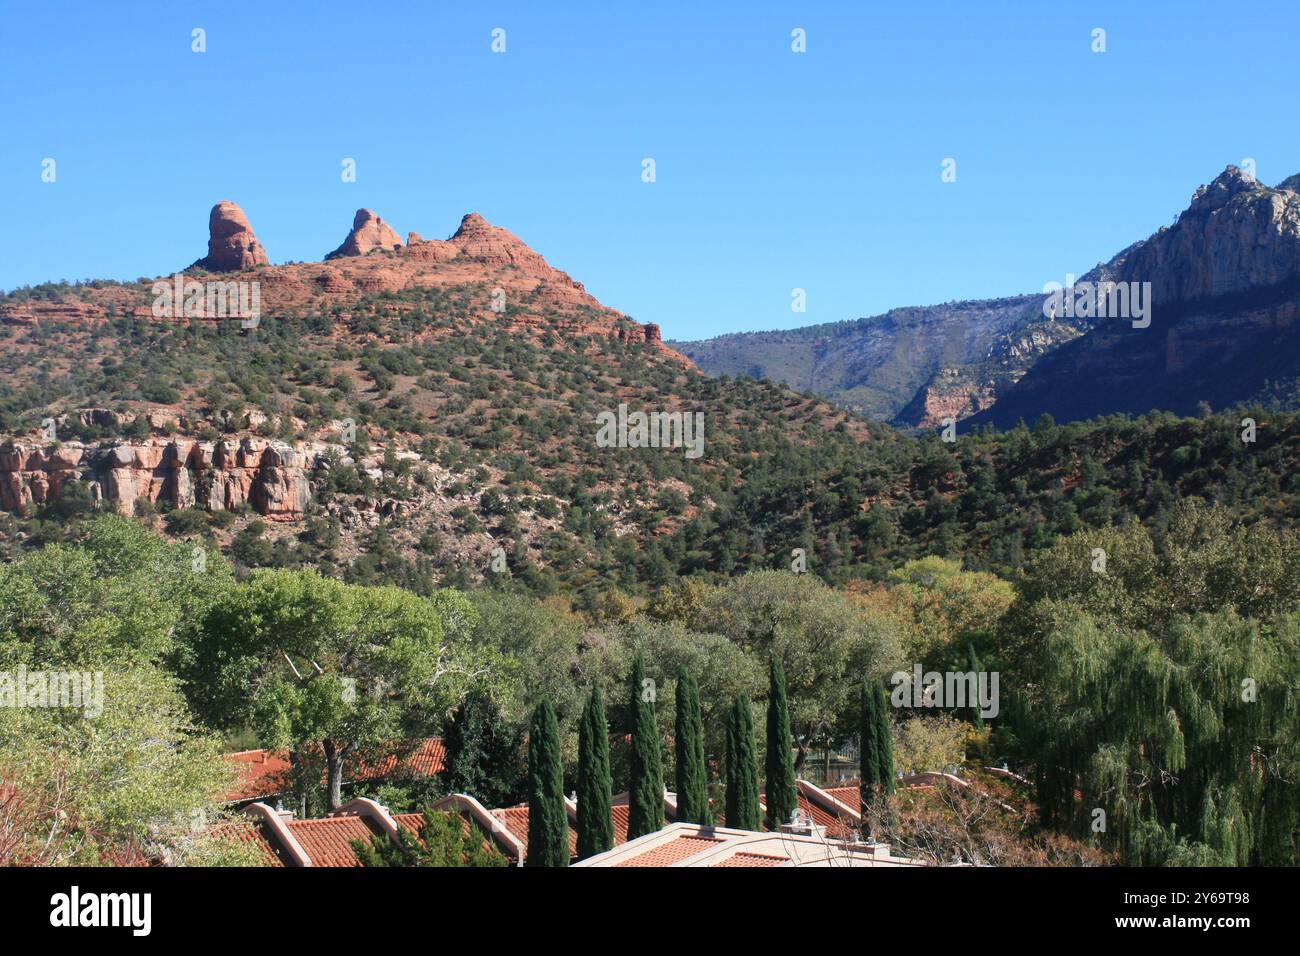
[221,749,293,802]
[761,790,856,837]
[491,804,578,859]
[356,739,448,780]
[614,835,722,867]
[222,737,445,802]
[391,810,479,842]
[284,815,386,868]
[611,804,631,844]
[712,851,787,867]
[798,793,857,839]
[823,783,861,808]
[391,811,431,836]
[210,820,284,867]
[574,820,927,868]
[392,809,513,862]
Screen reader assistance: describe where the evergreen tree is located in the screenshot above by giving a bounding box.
[724,696,761,830]
[524,700,569,867]
[575,685,614,859]
[860,679,896,813]
[353,809,507,867]
[874,681,896,794]
[764,657,797,830]
[963,644,985,729]
[626,654,665,840]
[674,672,709,824]
[441,690,524,807]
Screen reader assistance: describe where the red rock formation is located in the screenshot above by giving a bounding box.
[1,205,686,365]
[0,436,315,520]
[908,380,997,430]
[449,212,551,272]
[192,201,269,272]
[325,209,404,260]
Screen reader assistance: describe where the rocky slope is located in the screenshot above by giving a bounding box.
[674,295,1090,428]
[0,200,683,524]
[969,167,1300,427]
[0,201,880,588]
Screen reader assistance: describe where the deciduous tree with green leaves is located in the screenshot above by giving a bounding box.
[697,571,901,772]
[187,568,498,809]
[1013,503,1300,866]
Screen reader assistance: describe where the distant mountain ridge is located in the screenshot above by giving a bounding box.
[673,294,1088,427]
[678,165,1300,429]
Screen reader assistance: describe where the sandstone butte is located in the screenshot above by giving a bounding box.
[1,200,674,354]
[191,199,271,271]
[0,201,686,521]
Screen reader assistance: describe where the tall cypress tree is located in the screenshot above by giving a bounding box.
[860,680,896,819]
[764,657,797,830]
[964,643,985,729]
[626,654,664,841]
[860,679,881,793]
[524,700,568,867]
[674,672,709,824]
[873,680,896,794]
[724,695,761,830]
[575,685,614,859]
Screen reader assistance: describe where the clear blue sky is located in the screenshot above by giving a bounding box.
[3,1,1298,340]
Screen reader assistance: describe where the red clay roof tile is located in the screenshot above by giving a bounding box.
[222,737,446,802]
[712,851,787,867]
[615,835,721,867]
[284,815,386,868]
[492,804,578,858]
[210,820,284,867]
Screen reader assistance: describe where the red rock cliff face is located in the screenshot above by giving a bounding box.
[968,168,1300,428]
[0,437,314,520]
[1115,166,1300,302]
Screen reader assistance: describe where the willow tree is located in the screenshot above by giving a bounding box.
[725,696,761,830]
[626,655,664,841]
[1013,504,1300,866]
[575,685,614,859]
[674,672,709,824]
